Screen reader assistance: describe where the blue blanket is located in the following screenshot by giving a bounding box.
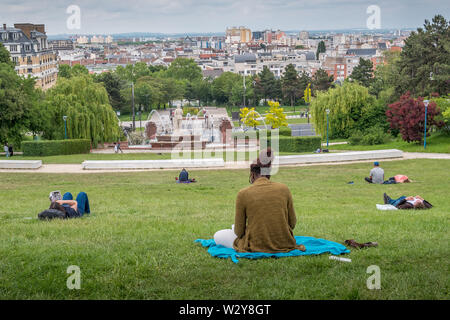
[194,236,350,264]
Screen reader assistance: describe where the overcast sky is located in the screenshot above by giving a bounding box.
[1,0,449,35]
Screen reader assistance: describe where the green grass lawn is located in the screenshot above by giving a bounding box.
[0,159,449,299]
[330,133,450,154]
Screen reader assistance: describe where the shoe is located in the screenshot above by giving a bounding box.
[383,193,391,204]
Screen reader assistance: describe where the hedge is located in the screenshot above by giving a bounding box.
[266,136,321,153]
[22,139,91,156]
[232,126,292,139]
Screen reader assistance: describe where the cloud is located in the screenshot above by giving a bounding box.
[0,0,448,34]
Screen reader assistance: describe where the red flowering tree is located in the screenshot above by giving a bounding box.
[386,92,441,143]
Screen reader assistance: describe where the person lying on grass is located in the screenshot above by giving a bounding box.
[383,193,432,209]
[39,192,90,219]
[214,148,306,253]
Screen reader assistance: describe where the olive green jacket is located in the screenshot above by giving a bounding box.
[233,177,300,253]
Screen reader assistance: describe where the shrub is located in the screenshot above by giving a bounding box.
[267,136,321,153]
[22,139,91,156]
[386,92,441,143]
[349,126,391,145]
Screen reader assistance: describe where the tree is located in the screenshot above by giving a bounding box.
[115,62,151,83]
[432,94,450,133]
[255,66,277,103]
[310,82,376,138]
[0,45,43,146]
[281,64,301,107]
[94,72,126,111]
[166,58,202,82]
[58,64,72,78]
[316,41,326,59]
[42,75,122,146]
[298,71,312,102]
[312,69,334,92]
[369,51,401,102]
[386,92,442,143]
[394,15,450,97]
[351,58,374,87]
[0,43,15,69]
[212,72,241,105]
[160,78,185,107]
[0,63,37,146]
[265,100,288,129]
[239,107,260,128]
[192,79,212,107]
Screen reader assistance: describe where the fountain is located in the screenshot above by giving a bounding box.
[122,106,235,151]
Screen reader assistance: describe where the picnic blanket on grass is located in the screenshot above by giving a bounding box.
[194,236,350,264]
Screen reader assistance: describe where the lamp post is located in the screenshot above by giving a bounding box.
[423,100,429,149]
[326,109,330,148]
[131,82,136,131]
[63,116,68,139]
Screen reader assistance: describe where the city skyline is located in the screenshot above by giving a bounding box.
[1,0,449,35]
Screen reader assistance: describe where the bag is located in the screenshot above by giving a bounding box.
[38,209,67,220]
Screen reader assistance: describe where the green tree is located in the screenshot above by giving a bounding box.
[42,75,122,146]
[166,58,202,82]
[310,82,376,138]
[0,63,38,146]
[212,72,241,105]
[255,66,277,103]
[94,72,126,111]
[395,15,450,97]
[0,43,15,69]
[192,79,212,107]
[369,51,401,102]
[316,41,326,59]
[281,64,301,107]
[350,58,374,87]
[312,69,334,92]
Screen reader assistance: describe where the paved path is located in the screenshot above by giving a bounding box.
[0,152,448,174]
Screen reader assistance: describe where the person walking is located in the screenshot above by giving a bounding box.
[117,142,124,153]
[4,143,9,158]
[8,144,13,157]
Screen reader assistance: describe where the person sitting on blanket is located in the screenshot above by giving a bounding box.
[383,193,432,209]
[47,192,91,218]
[176,168,196,183]
[214,148,305,253]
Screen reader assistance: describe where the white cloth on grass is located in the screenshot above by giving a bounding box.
[376,204,398,210]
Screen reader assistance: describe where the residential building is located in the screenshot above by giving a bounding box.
[0,23,57,90]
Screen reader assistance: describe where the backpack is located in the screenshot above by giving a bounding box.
[38,209,67,220]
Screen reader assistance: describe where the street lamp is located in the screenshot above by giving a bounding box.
[423,100,429,149]
[325,109,330,148]
[63,116,68,139]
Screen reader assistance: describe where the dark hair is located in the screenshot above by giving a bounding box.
[49,202,66,213]
[250,148,274,178]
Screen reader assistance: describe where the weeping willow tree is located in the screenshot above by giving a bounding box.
[42,75,122,147]
[310,82,376,138]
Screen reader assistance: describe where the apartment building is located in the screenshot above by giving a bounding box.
[226,27,252,44]
[0,23,57,90]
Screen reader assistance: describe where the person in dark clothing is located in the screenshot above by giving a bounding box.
[8,144,13,157]
[177,168,196,183]
[48,192,91,218]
